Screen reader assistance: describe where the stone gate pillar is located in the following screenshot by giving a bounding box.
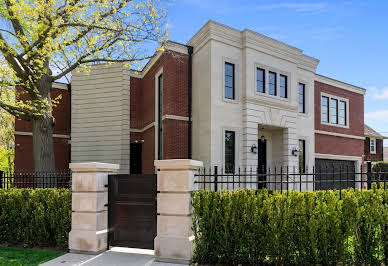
[69,162,119,254]
[154,159,203,264]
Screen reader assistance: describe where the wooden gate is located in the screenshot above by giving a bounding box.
[108,174,157,249]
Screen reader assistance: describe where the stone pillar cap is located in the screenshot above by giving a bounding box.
[70,162,120,173]
[154,159,203,170]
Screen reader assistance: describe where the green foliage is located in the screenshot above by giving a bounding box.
[0,189,71,248]
[192,189,388,265]
[0,246,63,266]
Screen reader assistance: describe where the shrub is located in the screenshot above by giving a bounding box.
[0,189,71,248]
[192,189,388,265]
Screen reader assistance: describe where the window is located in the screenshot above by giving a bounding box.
[298,83,305,113]
[321,96,329,123]
[339,101,346,125]
[256,68,265,93]
[280,74,287,98]
[269,71,276,96]
[330,98,338,124]
[370,138,376,154]
[299,140,306,174]
[158,74,163,160]
[225,131,235,173]
[225,62,235,100]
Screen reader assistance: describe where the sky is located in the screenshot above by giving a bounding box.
[165,0,388,145]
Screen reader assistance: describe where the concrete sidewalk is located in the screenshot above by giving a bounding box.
[41,247,185,266]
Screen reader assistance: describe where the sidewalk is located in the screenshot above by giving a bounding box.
[41,247,185,266]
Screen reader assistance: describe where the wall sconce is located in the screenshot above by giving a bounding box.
[251,144,257,154]
[292,147,299,156]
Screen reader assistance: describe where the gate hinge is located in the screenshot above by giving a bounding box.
[104,203,108,207]
[105,184,108,188]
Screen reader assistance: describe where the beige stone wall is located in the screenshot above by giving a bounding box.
[71,64,130,173]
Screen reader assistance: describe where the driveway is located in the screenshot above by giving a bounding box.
[41,247,185,266]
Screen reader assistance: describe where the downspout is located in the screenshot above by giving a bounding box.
[67,83,72,166]
[187,46,193,159]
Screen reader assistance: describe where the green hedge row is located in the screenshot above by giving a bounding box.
[192,189,388,265]
[0,189,71,248]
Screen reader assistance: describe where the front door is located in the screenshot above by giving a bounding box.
[257,139,267,188]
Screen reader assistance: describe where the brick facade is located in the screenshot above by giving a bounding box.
[314,80,364,157]
[14,85,71,170]
[130,50,189,173]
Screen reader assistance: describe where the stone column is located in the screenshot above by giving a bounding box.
[154,159,203,264]
[69,162,119,254]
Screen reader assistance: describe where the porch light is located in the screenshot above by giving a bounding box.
[251,144,257,154]
[292,147,299,156]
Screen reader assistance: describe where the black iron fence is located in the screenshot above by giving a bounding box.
[0,170,72,189]
[195,165,388,193]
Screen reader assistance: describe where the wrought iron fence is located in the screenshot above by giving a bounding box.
[195,165,388,194]
[0,170,72,189]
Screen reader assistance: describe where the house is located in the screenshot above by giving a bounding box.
[364,124,386,164]
[14,21,366,184]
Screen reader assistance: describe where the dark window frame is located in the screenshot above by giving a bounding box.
[338,100,347,126]
[224,130,235,174]
[256,68,265,93]
[269,71,277,96]
[157,73,163,160]
[330,98,338,124]
[279,74,287,98]
[224,62,235,100]
[298,83,305,113]
[299,139,306,174]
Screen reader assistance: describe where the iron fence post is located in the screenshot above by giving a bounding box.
[367,162,372,189]
[214,166,218,192]
[0,170,3,189]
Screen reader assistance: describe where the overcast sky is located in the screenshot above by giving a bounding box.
[166,0,388,145]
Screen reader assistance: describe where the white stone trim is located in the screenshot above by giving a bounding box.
[315,153,362,162]
[15,131,70,139]
[315,74,366,95]
[320,92,350,129]
[129,122,155,133]
[315,130,365,140]
[162,115,189,122]
[53,82,68,90]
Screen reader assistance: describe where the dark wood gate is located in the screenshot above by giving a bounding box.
[108,174,157,249]
[315,159,356,190]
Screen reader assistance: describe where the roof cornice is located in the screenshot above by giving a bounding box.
[315,74,366,95]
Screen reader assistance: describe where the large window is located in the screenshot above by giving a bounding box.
[225,62,235,100]
[298,83,305,113]
[338,101,346,125]
[157,73,163,160]
[299,139,306,174]
[269,71,276,96]
[321,96,329,123]
[280,74,287,98]
[330,98,338,124]
[256,68,265,93]
[370,138,376,154]
[225,131,235,173]
[322,94,348,126]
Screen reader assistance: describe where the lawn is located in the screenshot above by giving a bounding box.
[0,246,63,266]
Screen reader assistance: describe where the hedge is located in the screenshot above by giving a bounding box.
[0,189,71,248]
[192,189,388,265]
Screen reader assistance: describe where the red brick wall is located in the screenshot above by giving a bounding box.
[314,81,364,157]
[364,137,384,162]
[14,86,71,170]
[129,50,189,173]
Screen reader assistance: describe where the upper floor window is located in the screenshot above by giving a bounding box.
[321,94,348,126]
[370,138,376,154]
[298,83,305,113]
[338,101,347,126]
[256,68,265,93]
[269,71,276,96]
[279,74,287,98]
[330,98,338,124]
[321,96,329,123]
[225,62,235,100]
[225,130,235,173]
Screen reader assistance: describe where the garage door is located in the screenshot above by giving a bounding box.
[315,159,356,190]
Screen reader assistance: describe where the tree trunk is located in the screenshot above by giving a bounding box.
[32,73,56,187]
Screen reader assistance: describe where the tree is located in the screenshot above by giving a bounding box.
[0,0,167,171]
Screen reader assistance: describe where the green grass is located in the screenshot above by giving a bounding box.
[0,246,63,266]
